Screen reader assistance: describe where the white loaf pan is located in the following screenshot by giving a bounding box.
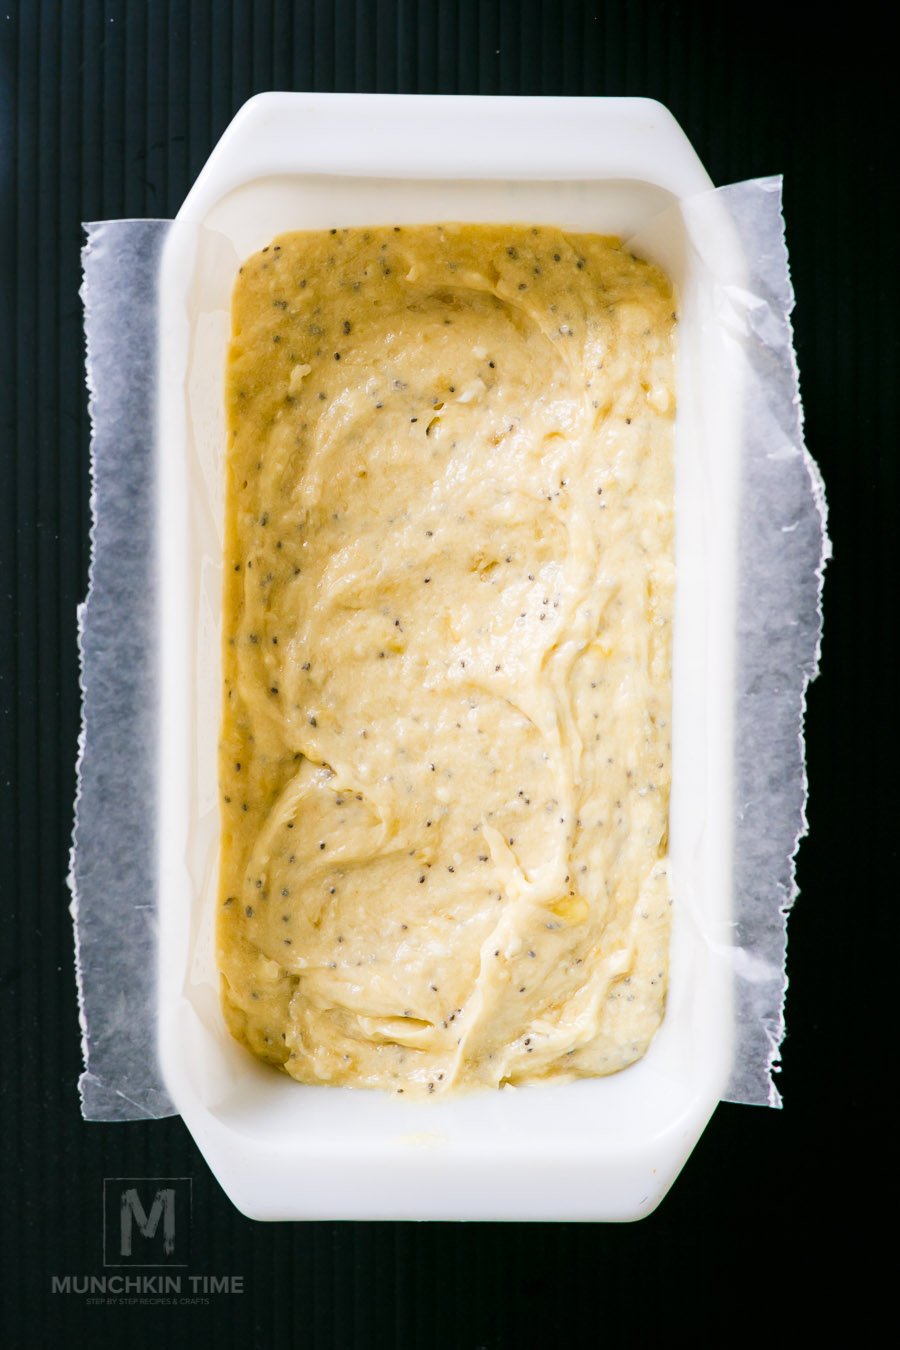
[157,94,738,1221]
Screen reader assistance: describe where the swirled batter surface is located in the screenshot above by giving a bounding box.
[218,224,675,1097]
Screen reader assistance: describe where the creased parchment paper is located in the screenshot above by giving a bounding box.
[71,220,174,1119]
[71,179,828,1120]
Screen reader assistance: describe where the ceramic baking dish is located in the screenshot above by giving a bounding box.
[156,93,738,1221]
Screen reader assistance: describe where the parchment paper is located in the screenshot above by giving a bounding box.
[70,180,829,1120]
[71,220,175,1119]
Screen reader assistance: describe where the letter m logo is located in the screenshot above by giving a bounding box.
[120,1187,175,1256]
[103,1178,191,1266]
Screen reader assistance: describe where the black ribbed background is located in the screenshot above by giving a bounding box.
[1,1,892,1342]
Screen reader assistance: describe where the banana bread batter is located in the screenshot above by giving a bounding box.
[218,224,675,1097]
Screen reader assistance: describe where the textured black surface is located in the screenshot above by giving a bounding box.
[1,0,892,1342]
